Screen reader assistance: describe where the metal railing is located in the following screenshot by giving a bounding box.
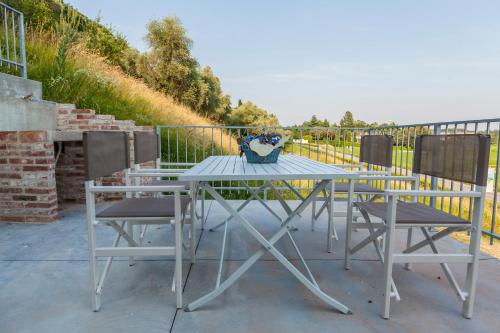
[157,117,500,243]
[0,2,26,78]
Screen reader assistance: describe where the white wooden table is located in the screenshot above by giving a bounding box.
[179,155,358,313]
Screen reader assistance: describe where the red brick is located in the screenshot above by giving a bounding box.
[0,187,23,193]
[0,200,25,208]
[99,125,121,130]
[35,158,55,165]
[23,165,51,172]
[19,131,48,143]
[13,195,37,201]
[0,173,22,179]
[9,158,34,164]
[22,150,50,157]
[78,125,100,130]
[0,216,25,222]
[0,132,18,142]
[69,120,90,125]
[72,109,93,114]
[25,201,56,208]
[24,188,54,194]
[76,114,96,120]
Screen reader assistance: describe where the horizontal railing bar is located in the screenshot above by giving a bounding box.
[0,59,24,67]
[481,230,500,240]
[157,119,500,131]
[0,2,23,15]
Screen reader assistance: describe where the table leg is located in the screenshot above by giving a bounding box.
[327,180,336,252]
[267,181,298,231]
[185,180,352,314]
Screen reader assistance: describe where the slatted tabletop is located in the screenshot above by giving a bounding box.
[179,155,358,181]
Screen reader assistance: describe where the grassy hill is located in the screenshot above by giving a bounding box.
[1,30,236,162]
[29,30,235,159]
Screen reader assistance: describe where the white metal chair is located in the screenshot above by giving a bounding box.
[311,135,418,252]
[129,131,198,263]
[345,134,490,319]
[84,131,188,311]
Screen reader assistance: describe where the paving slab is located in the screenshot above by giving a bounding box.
[174,259,498,333]
[0,200,498,333]
[0,259,188,333]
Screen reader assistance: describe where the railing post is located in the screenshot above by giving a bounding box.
[0,3,27,78]
[156,126,162,163]
[18,11,26,78]
[429,124,441,208]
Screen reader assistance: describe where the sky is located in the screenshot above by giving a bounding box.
[66,0,500,126]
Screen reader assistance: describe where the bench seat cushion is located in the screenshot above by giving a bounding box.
[355,201,469,224]
[96,197,190,219]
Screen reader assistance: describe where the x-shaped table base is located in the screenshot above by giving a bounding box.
[209,181,284,232]
[184,179,352,314]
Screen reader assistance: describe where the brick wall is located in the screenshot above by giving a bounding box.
[0,104,155,223]
[55,141,84,203]
[55,105,154,203]
[0,131,57,223]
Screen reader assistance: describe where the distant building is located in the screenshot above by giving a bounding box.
[293,139,309,144]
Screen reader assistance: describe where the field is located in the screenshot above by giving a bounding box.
[283,140,500,256]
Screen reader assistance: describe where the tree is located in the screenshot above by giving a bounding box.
[138,16,199,106]
[340,111,355,128]
[198,66,231,122]
[298,115,332,139]
[226,102,279,127]
[4,0,55,29]
[138,16,234,122]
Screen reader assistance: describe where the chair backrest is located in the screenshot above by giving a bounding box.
[83,131,130,181]
[413,134,490,186]
[359,135,394,168]
[134,131,159,164]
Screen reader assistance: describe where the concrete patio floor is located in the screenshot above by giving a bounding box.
[1,200,499,333]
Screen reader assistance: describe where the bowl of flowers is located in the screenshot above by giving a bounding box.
[237,132,288,163]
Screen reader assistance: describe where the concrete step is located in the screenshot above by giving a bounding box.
[0,73,42,100]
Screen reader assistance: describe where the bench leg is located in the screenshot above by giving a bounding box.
[381,198,397,319]
[404,227,413,271]
[127,222,135,266]
[463,194,485,318]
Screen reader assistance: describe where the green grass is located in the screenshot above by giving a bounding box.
[2,31,235,164]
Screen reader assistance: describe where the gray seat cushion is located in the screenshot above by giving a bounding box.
[355,201,469,224]
[149,179,191,190]
[335,182,383,193]
[96,197,190,219]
